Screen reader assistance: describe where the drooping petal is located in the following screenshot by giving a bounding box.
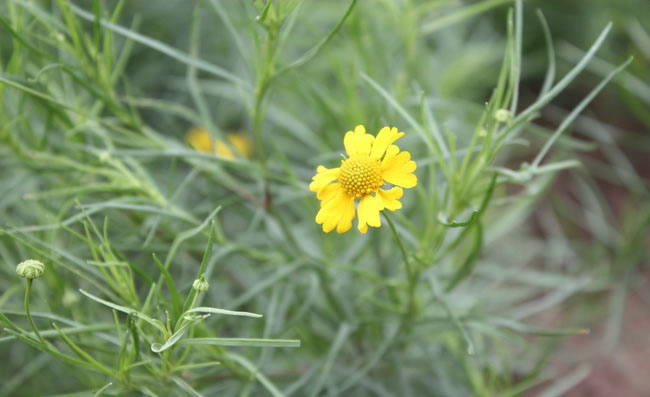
[381,146,417,188]
[316,190,355,233]
[357,194,384,233]
[336,195,356,233]
[344,125,374,157]
[377,187,403,211]
[309,165,340,192]
[316,190,343,225]
[370,127,404,159]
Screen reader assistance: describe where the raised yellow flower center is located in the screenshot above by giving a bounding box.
[339,156,382,197]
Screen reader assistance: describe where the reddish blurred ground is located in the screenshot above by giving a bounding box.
[519,86,650,396]
[566,291,650,396]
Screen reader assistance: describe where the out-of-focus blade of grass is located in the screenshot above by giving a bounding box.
[560,42,650,105]
[487,318,589,336]
[531,57,633,169]
[536,10,556,97]
[502,23,613,142]
[276,0,357,76]
[79,289,167,333]
[180,337,300,348]
[334,325,399,394]
[163,207,220,268]
[627,19,650,59]
[206,0,250,64]
[94,382,114,397]
[510,0,523,113]
[170,376,203,397]
[0,353,50,396]
[428,272,475,354]
[182,306,262,318]
[222,352,284,397]
[421,0,514,34]
[58,1,250,89]
[537,364,591,397]
[0,323,114,344]
[362,73,435,154]
[308,323,352,397]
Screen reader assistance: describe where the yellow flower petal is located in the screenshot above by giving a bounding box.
[336,195,356,233]
[377,187,403,211]
[344,125,374,157]
[316,190,354,233]
[370,127,404,159]
[317,183,341,202]
[384,173,417,188]
[309,166,340,192]
[382,147,417,188]
[215,140,235,159]
[357,194,384,233]
[216,133,252,159]
[227,133,253,158]
[187,128,213,152]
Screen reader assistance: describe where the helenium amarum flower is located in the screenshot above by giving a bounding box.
[310,125,417,234]
[186,127,253,159]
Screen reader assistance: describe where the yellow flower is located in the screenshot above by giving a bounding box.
[186,128,253,159]
[310,125,417,234]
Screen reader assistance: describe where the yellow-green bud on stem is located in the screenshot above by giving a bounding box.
[16,259,45,280]
[495,109,513,123]
[192,275,209,293]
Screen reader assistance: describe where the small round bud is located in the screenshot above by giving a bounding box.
[16,259,45,280]
[495,109,513,123]
[192,276,209,293]
[62,288,80,307]
[477,128,487,138]
[98,151,111,163]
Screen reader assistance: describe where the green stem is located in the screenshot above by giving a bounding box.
[383,212,419,325]
[24,279,47,347]
[383,212,414,284]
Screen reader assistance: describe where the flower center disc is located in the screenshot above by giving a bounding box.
[339,157,382,197]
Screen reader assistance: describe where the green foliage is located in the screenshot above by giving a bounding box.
[0,0,647,396]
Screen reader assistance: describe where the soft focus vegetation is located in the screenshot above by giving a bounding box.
[1,0,648,396]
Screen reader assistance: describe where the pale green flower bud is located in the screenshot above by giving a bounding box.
[16,259,45,280]
[62,288,80,307]
[98,151,111,163]
[495,109,513,123]
[192,275,209,293]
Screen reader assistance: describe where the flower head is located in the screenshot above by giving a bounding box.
[186,128,253,159]
[16,259,45,279]
[310,125,417,233]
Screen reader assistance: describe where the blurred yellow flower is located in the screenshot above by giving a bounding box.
[310,125,417,234]
[186,127,253,159]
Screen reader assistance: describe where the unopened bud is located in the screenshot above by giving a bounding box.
[192,275,209,292]
[16,259,45,280]
[495,109,513,123]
